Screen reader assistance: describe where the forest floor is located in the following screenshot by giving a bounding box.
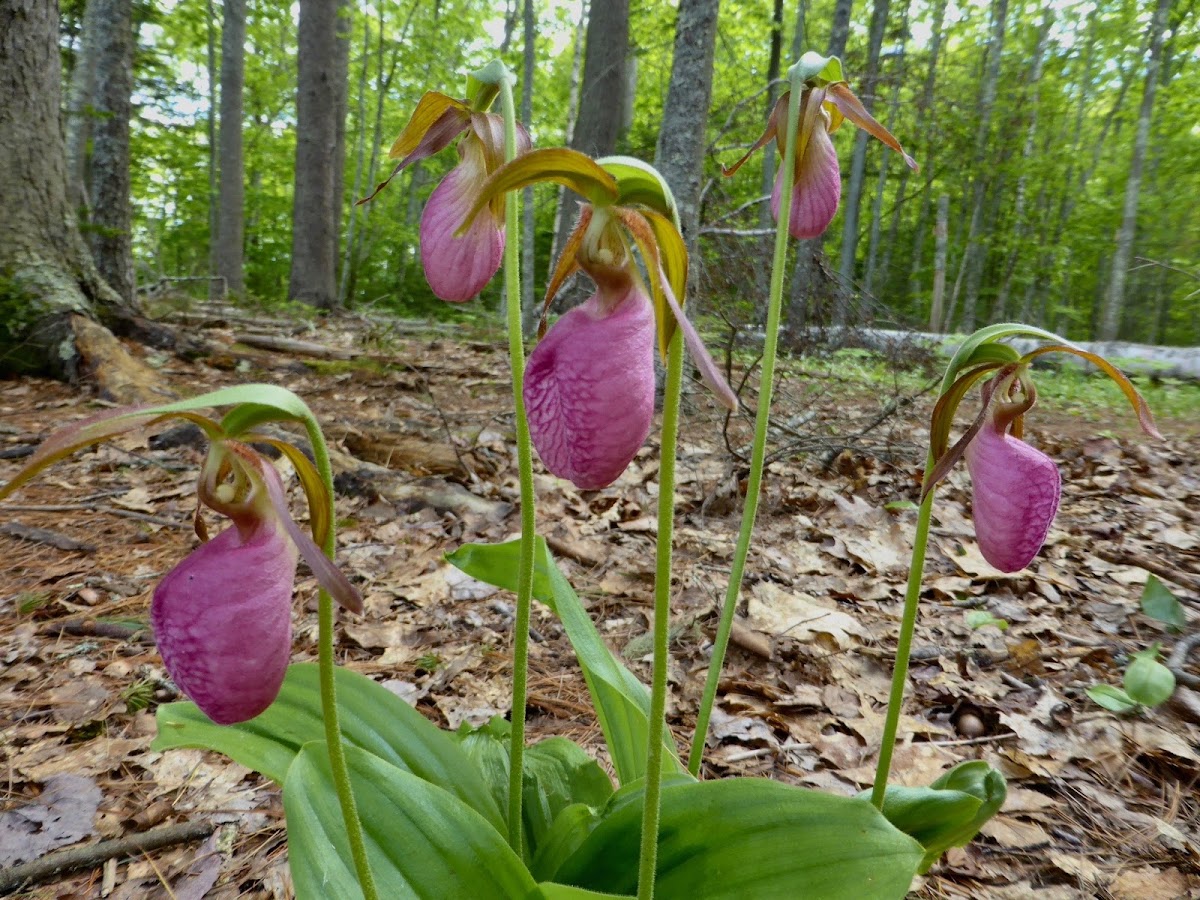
[1,308,1198,899]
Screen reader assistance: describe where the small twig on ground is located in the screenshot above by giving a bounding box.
[45,619,152,642]
[0,820,215,894]
[1095,545,1200,598]
[1167,633,1200,688]
[0,522,96,552]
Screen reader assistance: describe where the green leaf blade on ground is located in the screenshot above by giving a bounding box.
[153,662,504,831]
[284,742,535,900]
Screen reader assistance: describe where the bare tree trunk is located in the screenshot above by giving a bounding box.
[87,0,135,304]
[206,0,220,301]
[835,0,889,314]
[65,0,101,216]
[901,0,947,303]
[1098,0,1171,341]
[339,12,370,308]
[949,0,1007,331]
[215,0,245,297]
[654,0,720,262]
[0,0,164,398]
[992,9,1052,320]
[289,0,344,310]
[550,0,629,307]
[928,195,948,331]
[331,0,351,280]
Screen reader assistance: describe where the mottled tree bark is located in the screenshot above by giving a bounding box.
[65,0,101,215]
[215,0,245,297]
[87,0,135,305]
[288,0,343,309]
[0,0,163,398]
[654,0,720,259]
[550,0,629,307]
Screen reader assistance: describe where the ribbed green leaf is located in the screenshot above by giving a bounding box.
[551,778,922,899]
[284,742,534,899]
[153,663,503,831]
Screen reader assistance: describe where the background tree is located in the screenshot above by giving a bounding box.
[1098,0,1173,341]
[0,0,161,396]
[215,0,246,298]
[288,0,348,310]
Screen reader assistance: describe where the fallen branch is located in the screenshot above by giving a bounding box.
[0,820,215,894]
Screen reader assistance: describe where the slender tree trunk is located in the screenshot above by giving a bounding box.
[215,0,245,297]
[950,0,1007,331]
[339,11,370,307]
[992,9,1052,320]
[331,0,351,281]
[901,0,947,304]
[928,195,948,331]
[87,0,135,304]
[65,0,101,216]
[206,0,220,301]
[0,0,163,397]
[289,0,344,310]
[834,0,889,312]
[654,0,720,262]
[550,0,629,305]
[1098,0,1171,341]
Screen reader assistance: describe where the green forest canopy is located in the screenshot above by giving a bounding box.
[64,0,1200,345]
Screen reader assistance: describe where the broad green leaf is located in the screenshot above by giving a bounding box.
[153,663,504,831]
[284,742,535,900]
[965,610,1008,631]
[867,760,1006,873]
[1086,683,1139,713]
[455,719,615,865]
[447,538,686,785]
[550,778,922,898]
[534,885,631,899]
[1124,646,1176,707]
[1141,576,1186,631]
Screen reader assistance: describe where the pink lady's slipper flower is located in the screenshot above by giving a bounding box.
[960,377,1062,572]
[459,150,736,489]
[360,87,530,302]
[724,53,916,239]
[153,441,361,724]
[924,342,1161,574]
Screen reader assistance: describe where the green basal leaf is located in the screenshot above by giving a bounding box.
[285,742,534,900]
[447,539,686,785]
[454,718,614,867]
[790,51,843,86]
[551,778,922,898]
[153,663,504,831]
[1086,683,1139,714]
[867,761,1006,874]
[1141,576,1186,631]
[965,610,1009,631]
[535,885,632,899]
[1124,645,1176,707]
[596,156,679,227]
